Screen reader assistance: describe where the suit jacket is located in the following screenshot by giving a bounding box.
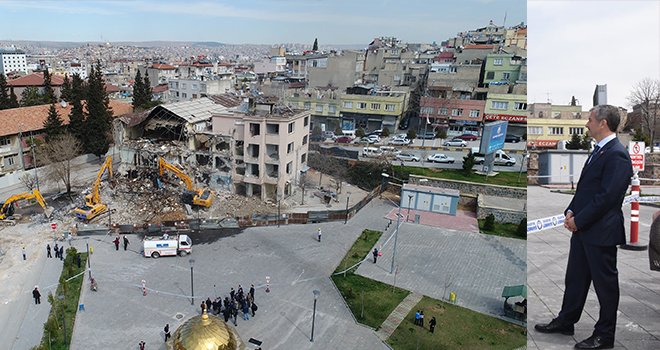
[566,138,632,246]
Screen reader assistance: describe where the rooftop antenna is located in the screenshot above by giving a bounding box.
[546,92,551,104]
[503,11,507,28]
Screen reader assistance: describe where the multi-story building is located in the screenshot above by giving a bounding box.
[363,39,427,87]
[0,48,28,75]
[168,77,233,102]
[420,97,485,136]
[286,53,328,81]
[505,24,527,50]
[527,103,589,149]
[307,51,365,92]
[68,62,89,80]
[142,63,177,87]
[482,53,525,87]
[338,88,408,131]
[484,92,527,135]
[212,103,310,201]
[7,73,64,103]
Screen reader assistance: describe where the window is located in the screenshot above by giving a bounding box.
[469,109,480,118]
[192,94,197,99]
[286,161,292,174]
[357,102,367,109]
[439,107,448,115]
[301,153,307,163]
[288,122,295,133]
[304,102,311,110]
[514,102,527,110]
[569,127,584,135]
[182,93,187,98]
[181,83,187,89]
[491,101,508,110]
[493,58,503,65]
[451,108,463,116]
[328,104,337,113]
[385,104,396,111]
[192,84,198,90]
[287,142,294,153]
[343,101,353,108]
[421,107,434,114]
[574,112,582,119]
[553,112,561,119]
[549,127,564,135]
[315,104,323,112]
[304,116,309,126]
[528,126,543,135]
[6,156,15,165]
[0,137,10,146]
[302,135,308,145]
[486,71,495,79]
[502,72,511,80]
[370,103,380,110]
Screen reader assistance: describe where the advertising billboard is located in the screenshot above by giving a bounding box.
[479,120,508,154]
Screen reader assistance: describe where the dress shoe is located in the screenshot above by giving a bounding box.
[534,319,574,335]
[574,335,614,349]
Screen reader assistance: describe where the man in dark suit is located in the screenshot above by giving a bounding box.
[535,105,632,349]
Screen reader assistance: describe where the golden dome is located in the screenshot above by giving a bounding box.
[171,310,245,350]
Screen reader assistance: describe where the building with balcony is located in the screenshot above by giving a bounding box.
[307,51,365,92]
[0,48,28,75]
[168,77,233,102]
[420,97,485,136]
[482,53,524,87]
[484,92,527,135]
[212,103,310,201]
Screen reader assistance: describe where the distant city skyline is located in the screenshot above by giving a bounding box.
[528,0,660,111]
[0,0,526,45]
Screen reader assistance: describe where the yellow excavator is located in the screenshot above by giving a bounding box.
[73,156,113,221]
[0,189,54,225]
[158,157,213,208]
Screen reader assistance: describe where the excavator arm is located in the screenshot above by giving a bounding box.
[157,157,213,208]
[74,156,112,221]
[0,189,53,221]
[158,157,194,190]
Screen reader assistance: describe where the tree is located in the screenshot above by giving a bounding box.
[298,171,317,205]
[84,61,114,157]
[68,74,87,145]
[580,132,593,150]
[381,127,390,137]
[628,78,660,152]
[334,126,343,135]
[462,151,475,174]
[9,86,19,108]
[435,128,447,139]
[355,127,365,138]
[42,68,57,104]
[483,213,495,231]
[43,104,65,142]
[406,129,417,140]
[565,132,583,150]
[517,218,527,238]
[20,87,43,107]
[60,74,72,102]
[632,128,651,145]
[312,38,318,51]
[143,70,153,107]
[311,125,322,135]
[132,70,146,110]
[0,74,9,109]
[35,133,82,196]
[8,87,19,108]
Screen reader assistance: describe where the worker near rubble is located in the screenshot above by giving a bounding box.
[113,236,120,250]
[317,228,322,242]
[123,236,130,251]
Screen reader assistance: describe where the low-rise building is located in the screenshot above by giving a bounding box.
[7,72,64,104]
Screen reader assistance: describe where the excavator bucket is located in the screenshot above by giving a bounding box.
[44,206,55,218]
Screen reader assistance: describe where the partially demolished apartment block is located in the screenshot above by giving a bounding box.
[114,94,310,202]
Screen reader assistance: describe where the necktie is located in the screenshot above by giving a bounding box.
[588,145,600,164]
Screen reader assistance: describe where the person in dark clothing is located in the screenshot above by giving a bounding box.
[223,306,230,322]
[206,298,212,313]
[164,324,171,341]
[123,236,129,250]
[429,316,437,333]
[22,247,26,260]
[230,288,235,300]
[200,301,206,314]
[54,243,59,259]
[113,237,120,250]
[419,311,425,327]
[373,248,378,263]
[59,246,64,261]
[32,286,41,304]
[231,302,238,326]
[251,301,258,317]
[249,284,255,301]
[139,341,145,350]
[46,244,52,258]
[76,253,81,268]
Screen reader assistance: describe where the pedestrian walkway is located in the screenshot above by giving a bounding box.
[375,292,423,341]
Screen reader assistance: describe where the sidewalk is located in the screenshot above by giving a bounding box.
[527,186,660,350]
[375,292,423,341]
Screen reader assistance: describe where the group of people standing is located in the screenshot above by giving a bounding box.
[200,284,258,327]
[46,243,64,261]
[414,310,437,333]
[112,235,130,251]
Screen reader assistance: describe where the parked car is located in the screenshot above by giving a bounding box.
[335,136,353,143]
[366,134,381,144]
[455,133,478,141]
[323,131,337,140]
[398,118,409,130]
[443,138,467,147]
[367,129,383,137]
[427,153,455,163]
[388,138,411,146]
[505,134,521,143]
[310,134,325,142]
[396,153,420,162]
[417,132,436,140]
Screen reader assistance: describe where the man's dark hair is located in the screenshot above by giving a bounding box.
[592,105,621,132]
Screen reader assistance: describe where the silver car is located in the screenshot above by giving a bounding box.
[427,153,455,163]
[389,138,411,146]
[443,138,467,147]
[396,153,420,162]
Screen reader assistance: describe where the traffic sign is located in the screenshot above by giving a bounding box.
[50,222,57,230]
[629,141,645,172]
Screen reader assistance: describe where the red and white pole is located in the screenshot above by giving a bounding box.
[622,172,647,251]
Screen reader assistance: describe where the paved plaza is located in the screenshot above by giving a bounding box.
[527,186,660,350]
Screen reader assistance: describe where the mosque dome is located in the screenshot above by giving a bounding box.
[171,310,245,350]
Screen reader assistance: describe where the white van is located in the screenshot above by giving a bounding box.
[471,149,516,166]
[341,129,357,138]
[362,147,383,158]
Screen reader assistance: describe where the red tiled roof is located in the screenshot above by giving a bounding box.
[0,100,133,137]
[7,73,65,87]
[438,52,454,58]
[152,84,169,93]
[151,63,176,70]
[104,83,120,93]
[463,44,494,50]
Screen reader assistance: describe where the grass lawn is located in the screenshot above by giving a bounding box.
[332,229,410,329]
[34,247,88,350]
[387,296,527,350]
[394,166,526,188]
[478,219,526,240]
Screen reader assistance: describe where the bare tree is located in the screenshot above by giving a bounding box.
[298,171,317,205]
[628,78,660,152]
[35,133,82,197]
[19,173,38,191]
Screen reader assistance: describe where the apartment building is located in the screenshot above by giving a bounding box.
[307,50,365,91]
[168,77,233,102]
[484,92,527,135]
[212,104,311,201]
[0,48,28,75]
[420,96,486,136]
[482,53,525,87]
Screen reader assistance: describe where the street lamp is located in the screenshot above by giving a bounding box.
[344,192,351,224]
[310,289,321,342]
[406,194,413,223]
[57,293,67,346]
[189,258,195,305]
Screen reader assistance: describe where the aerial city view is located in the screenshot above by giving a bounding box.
[0,0,656,349]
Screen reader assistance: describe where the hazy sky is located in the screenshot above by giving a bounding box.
[528,0,660,111]
[0,0,525,45]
